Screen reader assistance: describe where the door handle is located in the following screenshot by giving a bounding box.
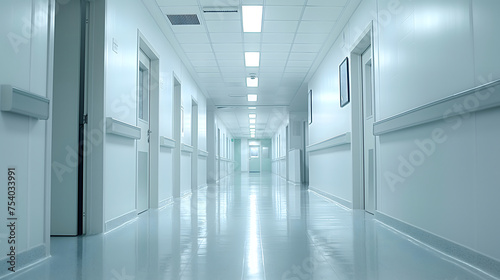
[147,129,152,143]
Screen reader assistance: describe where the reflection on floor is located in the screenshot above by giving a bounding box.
[5,173,498,280]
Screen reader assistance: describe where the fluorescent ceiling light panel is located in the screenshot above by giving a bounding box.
[248,107,256,110]
[250,125,256,128]
[250,128,256,132]
[248,94,258,102]
[251,135,255,138]
[242,6,263,32]
[249,113,257,119]
[245,52,260,67]
[249,119,256,124]
[246,77,259,87]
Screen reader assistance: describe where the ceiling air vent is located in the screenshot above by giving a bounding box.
[203,6,238,13]
[166,14,200,25]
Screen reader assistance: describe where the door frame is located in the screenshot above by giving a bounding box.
[350,22,376,210]
[191,99,198,191]
[137,32,160,210]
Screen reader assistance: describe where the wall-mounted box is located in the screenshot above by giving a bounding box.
[1,85,50,120]
[106,117,141,139]
[160,136,176,149]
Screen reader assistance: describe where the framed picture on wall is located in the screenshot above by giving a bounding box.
[308,89,313,124]
[339,57,350,107]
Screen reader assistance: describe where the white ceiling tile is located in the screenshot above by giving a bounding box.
[261,44,291,52]
[262,33,295,44]
[297,21,336,33]
[190,59,218,67]
[260,59,287,68]
[217,60,244,67]
[286,60,313,67]
[171,25,207,33]
[263,21,299,33]
[244,43,261,51]
[243,33,262,43]
[288,52,317,61]
[265,0,306,5]
[203,11,240,21]
[195,66,220,72]
[260,66,285,73]
[157,0,198,6]
[186,52,216,60]
[215,52,244,60]
[160,6,199,14]
[212,44,244,52]
[210,33,243,43]
[294,33,328,44]
[282,72,307,79]
[285,67,309,73]
[206,21,242,33]
[198,72,222,78]
[291,43,323,52]
[182,43,213,52]
[264,6,303,21]
[302,6,343,21]
[175,33,210,44]
[307,0,348,6]
[220,67,246,74]
[199,0,239,6]
[261,52,289,60]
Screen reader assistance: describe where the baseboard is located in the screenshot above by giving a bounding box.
[0,244,47,278]
[376,211,500,277]
[104,210,137,233]
[308,186,353,209]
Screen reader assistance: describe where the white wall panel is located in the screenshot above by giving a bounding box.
[472,0,500,83]
[377,0,475,120]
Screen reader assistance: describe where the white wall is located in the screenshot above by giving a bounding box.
[272,118,288,178]
[214,114,234,180]
[240,138,249,172]
[103,0,208,223]
[308,0,500,263]
[0,0,53,275]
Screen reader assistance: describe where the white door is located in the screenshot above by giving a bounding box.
[137,50,151,214]
[362,46,376,214]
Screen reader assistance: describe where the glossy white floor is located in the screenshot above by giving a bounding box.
[4,173,498,280]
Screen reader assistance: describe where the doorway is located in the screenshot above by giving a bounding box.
[249,142,261,173]
[351,23,376,214]
[191,100,198,191]
[137,49,151,214]
[361,46,375,214]
[51,0,88,236]
[173,77,181,197]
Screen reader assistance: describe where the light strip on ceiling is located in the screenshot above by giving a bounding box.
[249,113,256,119]
[249,119,256,124]
[247,77,259,87]
[242,6,263,32]
[245,52,260,67]
[248,94,258,102]
[250,125,256,128]
[248,107,256,110]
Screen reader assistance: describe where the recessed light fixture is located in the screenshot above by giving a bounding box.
[248,107,256,110]
[245,52,260,67]
[246,77,259,87]
[249,113,256,119]
[251,135,256,138]
[250,125,256,128]
[248,94,258,102]
[249,119,256,124]
[242,6,263,32]
[250,128,256,132]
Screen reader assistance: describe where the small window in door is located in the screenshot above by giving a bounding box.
[138,63,149,122]
[250,146,259,158]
